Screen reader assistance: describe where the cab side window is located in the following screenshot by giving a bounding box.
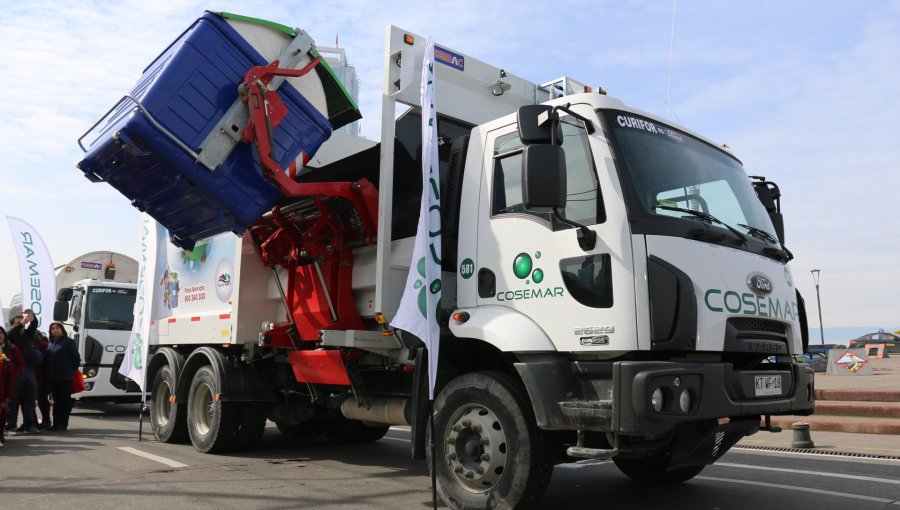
[491,117,604,228]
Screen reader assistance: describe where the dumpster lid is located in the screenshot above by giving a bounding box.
[213,11,361,130]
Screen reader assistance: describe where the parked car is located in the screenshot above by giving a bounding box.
[848,330,900,354]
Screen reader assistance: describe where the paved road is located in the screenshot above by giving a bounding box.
[1,403,898,509]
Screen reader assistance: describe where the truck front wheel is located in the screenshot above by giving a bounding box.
[429,371,552,510]
[187,366,239,453]
[150,365,188,443]
[613,454,705,485]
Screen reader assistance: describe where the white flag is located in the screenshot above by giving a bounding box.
[6,217,56,329]
[120,213,158,393]
[391,39,442,400]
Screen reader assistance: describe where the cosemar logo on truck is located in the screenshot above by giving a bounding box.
[497,252,564,302]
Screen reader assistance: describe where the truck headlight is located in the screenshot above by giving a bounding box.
[651,388,665,412]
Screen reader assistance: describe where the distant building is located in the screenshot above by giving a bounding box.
[317,46,360,136]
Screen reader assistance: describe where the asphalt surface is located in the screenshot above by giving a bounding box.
[1,403,898,509]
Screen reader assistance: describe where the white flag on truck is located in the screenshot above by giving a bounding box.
[391,39,442,400]
[120,213,158,393]
[6,217,55,329]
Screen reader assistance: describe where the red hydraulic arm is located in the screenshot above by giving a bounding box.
[239,59,379,362]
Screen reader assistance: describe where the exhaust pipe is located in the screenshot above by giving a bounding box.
[341,397,410,426]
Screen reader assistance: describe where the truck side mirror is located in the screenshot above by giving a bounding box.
[517,105,562,145]
[522,145,566,210]
[53,300,69,322]
[57,287,73,301]
[751,180,785,244]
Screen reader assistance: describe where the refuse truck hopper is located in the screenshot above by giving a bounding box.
[76,11,361,249]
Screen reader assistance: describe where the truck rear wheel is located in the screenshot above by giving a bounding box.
[232,403,268,450]
[429,371,552,510]
[613,454,705,485]
[187,366,239,453]
[150,365,188,443]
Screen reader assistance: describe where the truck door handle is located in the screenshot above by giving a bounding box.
[478,268,496,298]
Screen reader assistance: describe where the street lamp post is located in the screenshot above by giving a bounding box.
[811,269,824,344]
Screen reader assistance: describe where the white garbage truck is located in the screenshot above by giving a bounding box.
[75,11,813,509]
[51,251,140,402]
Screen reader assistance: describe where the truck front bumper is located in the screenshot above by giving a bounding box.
[515,359,815,436]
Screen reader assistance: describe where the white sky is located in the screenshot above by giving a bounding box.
[0,1,898,334]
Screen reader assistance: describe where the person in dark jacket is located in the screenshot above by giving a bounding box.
[47,322,81,431]
[0,326,22,445]
[8,310,40,433]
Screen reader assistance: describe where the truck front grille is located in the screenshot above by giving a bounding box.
[727,318,787,335]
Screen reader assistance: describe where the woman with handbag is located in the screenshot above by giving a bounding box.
[47,322,81,432]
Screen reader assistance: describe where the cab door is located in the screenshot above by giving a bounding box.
[474,112,637,352]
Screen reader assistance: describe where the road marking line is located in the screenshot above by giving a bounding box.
[716,462,900,486]
[697,476,896,504]
[118,447,188,468]
[382,436,411,444]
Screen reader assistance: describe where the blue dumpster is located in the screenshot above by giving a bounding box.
[77,11,359,249]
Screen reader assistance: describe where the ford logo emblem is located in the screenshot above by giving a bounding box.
[747,273,773,296]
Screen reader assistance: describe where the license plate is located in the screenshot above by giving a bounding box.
[754,375,782,396]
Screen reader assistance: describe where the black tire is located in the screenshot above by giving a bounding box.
[354,423,390,443]
[232,403,269,451]
[613,455,705,485]
[428,371,552,510]
[186,366,239,453]
[276,419,319,438]
[322,412,362,444]
[150,365,188,443]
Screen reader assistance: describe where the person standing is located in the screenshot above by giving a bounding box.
[8,311,39,434]
[47,322,80,432]
[0,326,21,446]
[35,331,52,429]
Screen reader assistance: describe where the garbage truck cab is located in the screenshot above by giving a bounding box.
[52,252,140,402]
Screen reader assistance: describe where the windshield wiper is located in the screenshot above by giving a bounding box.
[654,205,747,244]
[737,223,778,244]
[737,223,794,261]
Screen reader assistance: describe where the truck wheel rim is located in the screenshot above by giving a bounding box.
[444,404,508,493]
[192,383,214,436]
[153,381,172,427]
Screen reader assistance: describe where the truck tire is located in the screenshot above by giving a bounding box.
[428,371,552,510]
[187,366,239,453]
[276,420,318,438]
[613,455,705,485]
[232,403,268,450]
[150,365,188,443]
[354,423,390,443]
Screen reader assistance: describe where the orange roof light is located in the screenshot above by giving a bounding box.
[403,34,415,45]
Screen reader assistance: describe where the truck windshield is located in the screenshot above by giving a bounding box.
[601,110,778,248]
[85,287,137,331]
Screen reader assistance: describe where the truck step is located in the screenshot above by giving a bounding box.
[566,446,619,460]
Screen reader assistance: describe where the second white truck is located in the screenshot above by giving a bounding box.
[52,251,140,402]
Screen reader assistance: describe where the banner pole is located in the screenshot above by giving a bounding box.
[430,396,437,510]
